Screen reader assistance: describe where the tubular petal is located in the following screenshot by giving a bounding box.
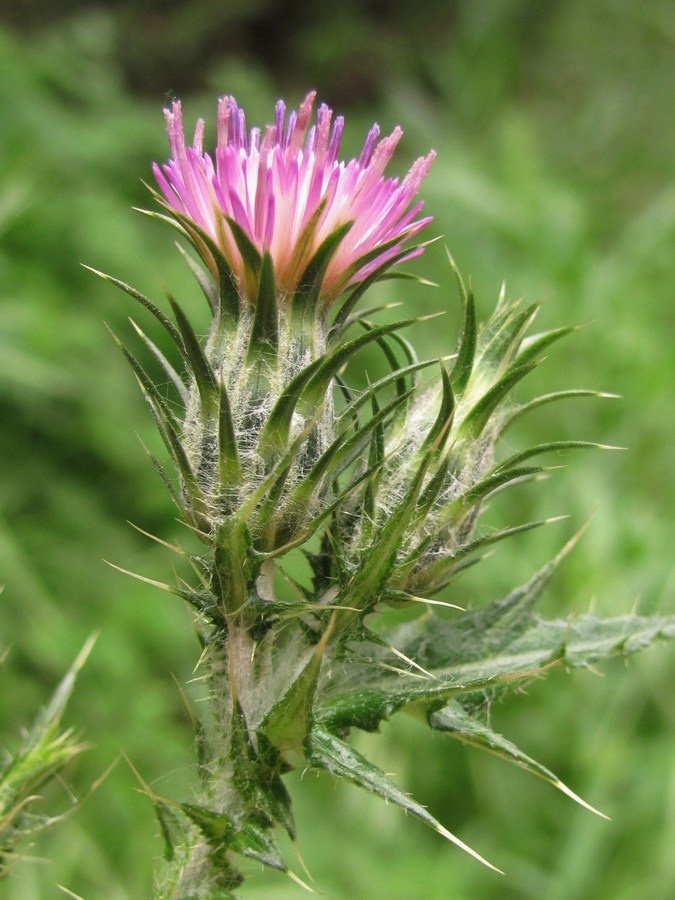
[154,91,434,304]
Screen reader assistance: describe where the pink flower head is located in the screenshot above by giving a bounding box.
[153,91,435,305]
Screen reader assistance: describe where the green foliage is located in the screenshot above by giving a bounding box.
[0,634,94,879]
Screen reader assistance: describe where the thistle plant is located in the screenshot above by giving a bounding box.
[90,91,675,897]
[0,628,94,880]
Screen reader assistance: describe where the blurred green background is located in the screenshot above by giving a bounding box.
[1,1,674,897]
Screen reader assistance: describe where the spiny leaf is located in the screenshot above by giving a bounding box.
[459,360,539,440]
[253,736,297,840]
[477,302,539,375]
[430,464,546,529]
[128,318,189,406]
[473,296,529,370]
[316,666,541,734]
[398,611,675,688]
[225,216,263,278]
[107,329,201,500]
[84,266,185,353]
[356,319,410,403]
[340,232,430,290]
[141,390,202,505]
[218,375,241,487]
[329,241,421,341]
[300,316,424,414]
[233,821,286,871]
[495,440,623,472]
[176,241,219,315]
[391,529,590,670]
[333,396,452,628]
[450,283,476,394]
[247,251,278,362]
[420,362,455,454]
[336,358,440,424]
[108,327,179,426]
[515,324,579,367]
[138,204,240,323]
[168,295,219,417]
[364,391,385,524]
[259,317,421,461]
[292,221,353,316]
[257,461,383,558]
[411,517,565,594]
[430,701,608,818]
[502,389,620,433]
[256,356,325,461]
[260,633,329,759]
[306,726,501,873]
[154,801,184,862]
[180,802,235,849]
[0,637,95,876]
[179,222,240,324]
[411,454,452,527]
[286,387,415,509]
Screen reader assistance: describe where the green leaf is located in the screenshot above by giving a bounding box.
[364,391,385,524]
[420,362,455,454]
[502,389,620,433]
[329,241,420,341]
[409,517,563,595]
[169,296,219,418]
[495,440,620,472]
[257,461,382,558]
[388,531,668,679]
[477,302,539,375]
[472,295,533,374]
[509,612,675,669]
[316,667,534,734]
[259,316,420,461]
[107,329,201,502]
[0,637,95,877]
[139,203,241,323]
[83,266,185,354]
[233,821,286,871]
[335,358,439,425]
[143,390,202,506]
[402,526,578,646]
[176,241,220,315]
[459,360,538,440]
[306,726,501,872]
[332,398,451,628]
[128,318,189,406]
[154,801,184,862]
[225,216,262,278]
[430,701,608,817]
[247,251,278,363]
[284,386,414,510]
[292,221,353,316]
[450,285,476,395]
[256,356,325,462]
[253,736,297,841]
[430,464,546,529]
[300,316,422,414]
[515,324,578,367]
[218,376,241,488]
[260,652,322,761]
[411,454,452,527]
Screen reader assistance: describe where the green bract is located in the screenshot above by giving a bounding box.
[0,633,94,880]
